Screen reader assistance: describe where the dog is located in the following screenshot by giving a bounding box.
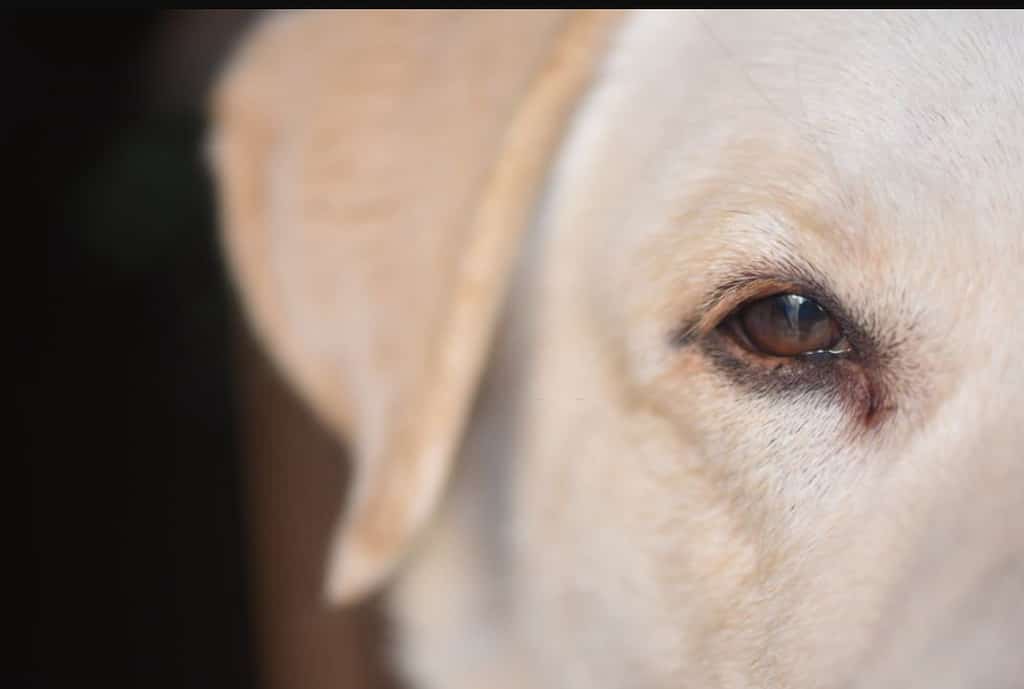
[209,10,1024,689]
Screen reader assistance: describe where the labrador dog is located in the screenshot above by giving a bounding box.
[209,10,1024,689]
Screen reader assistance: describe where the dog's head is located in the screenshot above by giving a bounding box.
[210,10,1024,689]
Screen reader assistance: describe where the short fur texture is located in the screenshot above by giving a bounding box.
[210,10,1024,689]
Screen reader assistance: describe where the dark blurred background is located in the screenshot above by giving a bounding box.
[16,11,395,689]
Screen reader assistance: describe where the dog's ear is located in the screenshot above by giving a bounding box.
[208,10,620,603]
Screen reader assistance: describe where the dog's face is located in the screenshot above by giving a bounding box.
[499,11,1024,688]
[212,10,1023,689]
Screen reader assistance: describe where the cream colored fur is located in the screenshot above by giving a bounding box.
[210,10,1024,689]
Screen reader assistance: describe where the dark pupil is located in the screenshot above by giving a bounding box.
[741,293,838,355]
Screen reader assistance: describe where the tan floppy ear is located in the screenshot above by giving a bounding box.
[208,10,621,603]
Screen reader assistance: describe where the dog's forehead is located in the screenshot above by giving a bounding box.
[667,13,1024,164]
[610,12,1024,218]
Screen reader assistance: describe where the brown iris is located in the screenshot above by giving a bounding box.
[733,293,842,357]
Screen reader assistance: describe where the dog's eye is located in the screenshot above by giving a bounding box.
[729,293,842,357]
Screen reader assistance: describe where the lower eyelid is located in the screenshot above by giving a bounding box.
[702,333,846,397]
[700,336,890,433]
[706,316,853,370]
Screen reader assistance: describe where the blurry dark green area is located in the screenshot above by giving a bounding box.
[15,11,258,689]
[73,114,216,283]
